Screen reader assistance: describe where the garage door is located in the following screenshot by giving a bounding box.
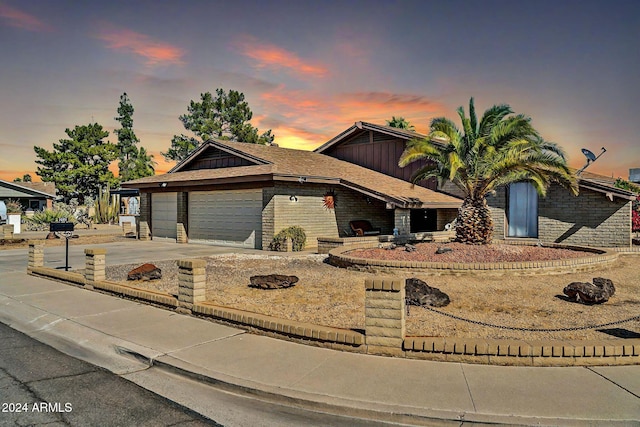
[151,192,177,239]
[189,189,262,249]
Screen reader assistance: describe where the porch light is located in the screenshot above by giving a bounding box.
[159,182,168,188]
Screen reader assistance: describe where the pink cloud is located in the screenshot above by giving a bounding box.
[234,35,328,78]
[0,3,52,32]
[95,25,185,66]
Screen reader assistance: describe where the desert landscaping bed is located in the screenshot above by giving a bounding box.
[106,251,640,342]
[345,241,591,263]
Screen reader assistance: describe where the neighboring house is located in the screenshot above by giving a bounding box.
[630,168,640,184]
[315,121,636,247]
[122,140,461,249]
[0,180,56,211]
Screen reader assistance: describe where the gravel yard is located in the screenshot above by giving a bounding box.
[106,252,640,341]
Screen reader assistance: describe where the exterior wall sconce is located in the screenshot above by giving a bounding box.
[159,182,168,188]
[289,195,298,202]
[298,176,307,184]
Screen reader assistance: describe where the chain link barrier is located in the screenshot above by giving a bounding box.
[406,299,640,332]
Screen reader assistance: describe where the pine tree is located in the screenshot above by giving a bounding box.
[34,123,118,203]
[163,88,274,162]
[114,93,155,182]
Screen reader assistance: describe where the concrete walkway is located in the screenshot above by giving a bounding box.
[1,241,639,425]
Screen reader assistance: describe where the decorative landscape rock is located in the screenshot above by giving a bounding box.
[435,246,453,254]
[249,274,299,289]
[563,277,615,304]
[405,278,450,307]
[127,263,162,281]
[404,244,417,252]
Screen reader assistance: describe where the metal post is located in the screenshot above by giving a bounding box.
[65,236,69,271]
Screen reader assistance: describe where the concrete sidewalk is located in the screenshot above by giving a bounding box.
[0,244,639,425]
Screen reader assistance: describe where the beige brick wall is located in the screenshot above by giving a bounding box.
[537,186,631,247]
[263,183,394,250]
[487,185,631,247]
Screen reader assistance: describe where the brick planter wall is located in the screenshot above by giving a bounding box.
[365,279,405,356]
[177,259,206,314]
[27,240,44,272]
[84,248,106,286]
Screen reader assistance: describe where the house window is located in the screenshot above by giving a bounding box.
[410,209,438,232]
[507,182,538,238]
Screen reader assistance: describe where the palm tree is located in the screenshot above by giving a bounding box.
[399,98,578,244]
[386,116,415,131]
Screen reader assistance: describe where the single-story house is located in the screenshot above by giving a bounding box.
[0,180,56,211]
[315,121,637,247]
[122,139,462,249]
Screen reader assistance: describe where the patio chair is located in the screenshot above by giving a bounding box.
[349,220,382,237]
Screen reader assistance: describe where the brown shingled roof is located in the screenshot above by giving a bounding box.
[124,140,462,209]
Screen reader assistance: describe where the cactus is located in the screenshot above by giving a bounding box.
[94,186,119,224]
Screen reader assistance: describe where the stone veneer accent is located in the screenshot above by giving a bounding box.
[27,240,44,272]
[365,279,405,356]
[177,259,206,314]
[84,248,106,286]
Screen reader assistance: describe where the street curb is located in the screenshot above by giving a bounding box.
[148,355,636,427]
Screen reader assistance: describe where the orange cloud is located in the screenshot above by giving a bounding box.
[257,87,446,148]
[95,25,185,66]
[0,3,52,32]
[234,35,328,78]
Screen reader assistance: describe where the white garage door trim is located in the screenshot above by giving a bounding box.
[189,189,262,249]
[151,192,177,239]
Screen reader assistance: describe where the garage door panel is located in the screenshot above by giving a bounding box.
[152,192,177,239]
[189,190,262,249]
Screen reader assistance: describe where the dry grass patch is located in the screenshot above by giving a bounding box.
[107,254,640,341]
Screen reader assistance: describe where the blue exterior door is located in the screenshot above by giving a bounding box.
[507,182,538,237]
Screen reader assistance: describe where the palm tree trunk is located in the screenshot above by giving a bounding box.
[456,196,493,244]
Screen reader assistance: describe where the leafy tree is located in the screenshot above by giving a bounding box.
[386,116,415,131]
[13,173,32,183]
[114,93,155,182]
[399,97,578,244]
[34,123,118,204]
[162,88,274,162]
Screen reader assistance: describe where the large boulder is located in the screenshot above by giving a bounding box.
[127,263,162,281]
[405,278,450,307]
[563,277,615,304]
[249,274,299,289]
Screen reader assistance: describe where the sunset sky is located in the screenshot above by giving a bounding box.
[1,0,639,182]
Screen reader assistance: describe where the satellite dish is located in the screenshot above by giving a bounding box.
[581,148,597,162]
[577,147,607,175]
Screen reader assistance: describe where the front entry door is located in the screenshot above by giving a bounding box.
[507,182,538,237]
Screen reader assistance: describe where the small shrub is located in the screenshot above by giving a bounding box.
[24,203,78,231]
[269,226,306,251]
[5,199,23,214]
